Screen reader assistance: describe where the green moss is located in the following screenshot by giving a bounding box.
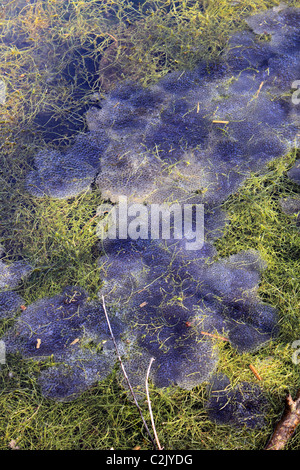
[0,0,299,451]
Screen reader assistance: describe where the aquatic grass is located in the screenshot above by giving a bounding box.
[2,0,300,139]
[0,361,146,450]
[5,190,105,303]
[0,326,299,450]
[96,0,300,87]
[0,358,275,450]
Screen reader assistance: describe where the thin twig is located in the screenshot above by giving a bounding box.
[253,80,264,99]
[101,295,157,449]
[145,357,163,450]
[105,32,118,46]
[200,330,229,341]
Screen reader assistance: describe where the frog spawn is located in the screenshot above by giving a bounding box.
[4,7,299,427]
[97,236,278,396]
[25,8,299,206]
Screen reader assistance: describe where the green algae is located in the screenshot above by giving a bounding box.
[0,0,299,451]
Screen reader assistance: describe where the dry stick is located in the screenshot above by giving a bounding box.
[101,295,157,450]
[145,357,163,451]
[265,390,300,450]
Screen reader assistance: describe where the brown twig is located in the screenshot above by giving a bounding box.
[253,81,264,99]
[249,364,262,381]
[265,390,300,450]
[105,32,118,46]
[101,295,157,449]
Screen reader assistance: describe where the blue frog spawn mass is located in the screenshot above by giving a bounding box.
[1,6,299,428]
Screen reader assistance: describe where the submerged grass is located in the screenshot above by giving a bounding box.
[0,0,299,451]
